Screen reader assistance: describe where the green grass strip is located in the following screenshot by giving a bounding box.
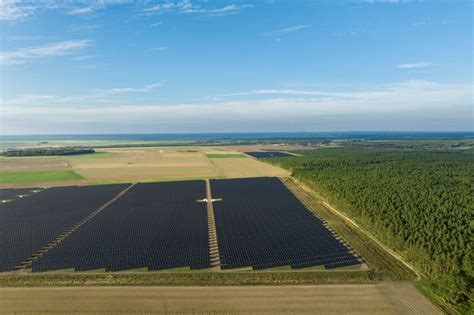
[206,154,246,158]
[0,171,84,184]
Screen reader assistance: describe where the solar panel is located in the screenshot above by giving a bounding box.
[32,180,210,272]
[211,177,359,270]
[0,184,128,272]
[0,188,42,202]
[245,152,294,158]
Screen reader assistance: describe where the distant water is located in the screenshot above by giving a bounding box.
[1,132,472,141]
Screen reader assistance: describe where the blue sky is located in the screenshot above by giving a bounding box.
[0,0,472,134]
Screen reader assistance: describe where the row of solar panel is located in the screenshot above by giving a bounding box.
[245,151,294,158]
[0,178,360,272]
[212,177,360,270]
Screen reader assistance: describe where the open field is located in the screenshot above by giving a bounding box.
[0,146,289,187]
[0,146,289,188]
[210,157,290,178]
[0,284,441,314]
[0,156,70,172]
[0,171,84,184]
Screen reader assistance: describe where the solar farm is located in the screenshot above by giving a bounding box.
[0,177,361,273]
[245,151,295,158]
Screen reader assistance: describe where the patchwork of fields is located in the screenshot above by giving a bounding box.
[0,178,360,273]
[0,147,289,188]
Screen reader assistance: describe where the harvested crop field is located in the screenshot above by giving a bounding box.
[0,156,70,172]
[210,157,290,178]
[0,284,441,314]
[0,147,292,187]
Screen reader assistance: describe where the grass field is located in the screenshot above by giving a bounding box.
[0,284,441,314]
[0,171,84,184]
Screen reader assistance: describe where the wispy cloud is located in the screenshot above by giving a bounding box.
[69,7,94,15]
[144,1,253,17]
[0,40,93,65]
[0,0,39,21]
[94,82,164,95]
[3,82,165,107]
[150,21,163,27]
[71,54,97,61]
[3,81,471,134]
[182,4,254,16]
[1,1,252,21]
[360,0,418,3]
[68,24,101,32]
[0,0,129,21]
[5,35,54,41]
[260,25,311,37]
[217,89,336,98]
[397,62,432,69]
[148,47,168,52]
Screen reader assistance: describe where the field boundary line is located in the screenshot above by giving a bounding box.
[285,177,422,281]
[15,183,136,271]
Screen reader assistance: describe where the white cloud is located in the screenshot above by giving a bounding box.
[145,1,193,13]
[69,7,94,15]
[360,0,418,3]
[144,1,253,17]
[93,82,165,95]
[3,81,471,134]
[397,62,432,69]
[0,0,37,21]
[68,24,101,32]
[261,25,311,37]
[71,54,97,61]
[0,40,93,65]
[148,47,168,52]
[0,0,130,21]
[150,21,163,27]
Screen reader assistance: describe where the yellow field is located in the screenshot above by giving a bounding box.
[0,146,289,187]
[0,284,441,314]
[0,156,70,172]
[210,157,290,178]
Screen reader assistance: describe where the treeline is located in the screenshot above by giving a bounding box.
[266,148,473,309]
[1,147,95,157]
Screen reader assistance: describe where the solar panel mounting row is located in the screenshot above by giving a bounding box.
[0,184,128,272]
[211,177,360,270]
[31,181,210,272]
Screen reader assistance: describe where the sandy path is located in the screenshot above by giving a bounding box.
[0,284,440,314]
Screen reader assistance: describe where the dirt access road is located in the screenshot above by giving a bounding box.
[0,283,441,314]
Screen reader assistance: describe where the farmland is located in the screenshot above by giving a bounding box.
[0,146,289,187]
[0,284,441,314]
[0,141,448,313]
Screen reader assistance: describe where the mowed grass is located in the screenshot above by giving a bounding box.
[0,171,84,184]
[206,154,246,158]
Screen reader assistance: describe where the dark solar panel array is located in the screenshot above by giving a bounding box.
[0,184,128,272]
[0,188,42,201]
[211,177,359,270]
[245,151,294,158]
[32,181,210,272]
